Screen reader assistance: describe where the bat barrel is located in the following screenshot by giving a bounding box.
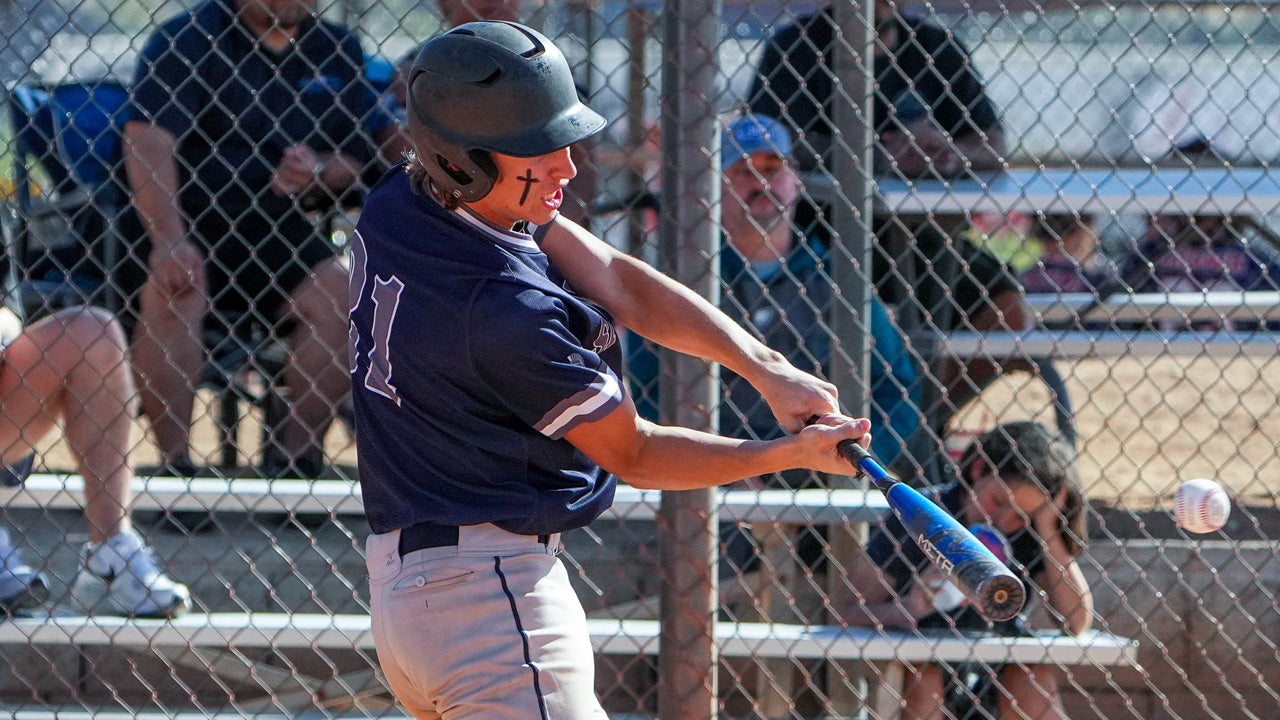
[837,439,1029,622]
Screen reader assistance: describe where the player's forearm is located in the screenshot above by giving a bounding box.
[545,217,786,380]
[123,122,185,247]
[609,421,810,491]
[616,257,790,382]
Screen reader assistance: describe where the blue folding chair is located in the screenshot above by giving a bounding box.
[6,80,130,319]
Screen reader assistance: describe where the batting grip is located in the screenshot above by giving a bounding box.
[837,439,1027,622]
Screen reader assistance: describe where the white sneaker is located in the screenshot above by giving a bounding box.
[69,529,192,618]
[0,527,48,613]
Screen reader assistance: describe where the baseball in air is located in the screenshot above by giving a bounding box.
[0,306,22,348]
[1174,479,1231,534]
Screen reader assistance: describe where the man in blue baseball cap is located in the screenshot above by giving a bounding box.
[721,113,795,173]
[718,113,919,470]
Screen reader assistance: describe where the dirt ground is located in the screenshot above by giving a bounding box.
[28,354,1279,511]
[30,390,359,479]
[952,353,1280,509]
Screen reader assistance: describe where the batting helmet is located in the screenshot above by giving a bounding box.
[407,21,606,202]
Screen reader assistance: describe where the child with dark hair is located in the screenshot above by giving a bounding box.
[843,421,1093,720]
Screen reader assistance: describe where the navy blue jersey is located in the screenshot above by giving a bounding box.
[350,166,624,535]
[128,0,393,217]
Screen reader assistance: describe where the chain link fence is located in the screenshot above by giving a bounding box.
[2,0,1279,717]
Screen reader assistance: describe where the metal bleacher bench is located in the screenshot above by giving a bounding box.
[3,472,889,523]
[935,290,1280,361]
[3,474,1138,719]
[0,612,1137,719]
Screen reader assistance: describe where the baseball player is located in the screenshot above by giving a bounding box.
[350,21,872,719]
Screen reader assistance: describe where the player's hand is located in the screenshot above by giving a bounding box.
[148,239,205,297]
[757,361,841,434]
[270,144,323,198]
[794,414,871,475]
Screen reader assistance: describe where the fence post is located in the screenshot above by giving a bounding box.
[657,0,721,717]
[826,0,879,713]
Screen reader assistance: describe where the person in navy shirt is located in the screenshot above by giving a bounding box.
[352,22,871,719]
[120,0,407,478]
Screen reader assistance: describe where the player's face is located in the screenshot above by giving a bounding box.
[471,148,578,229]
[968,473,1053,536]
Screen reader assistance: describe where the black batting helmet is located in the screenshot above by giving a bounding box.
[407,21,606,202]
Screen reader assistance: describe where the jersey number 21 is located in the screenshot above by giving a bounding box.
[348,228,404,404]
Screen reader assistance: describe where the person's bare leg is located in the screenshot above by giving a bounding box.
[1,307,135,542]
[279,257,350,465]
[901,664,946,720]
[999,664,1066,720]
[0,323,67,466]
[131,274,209,467]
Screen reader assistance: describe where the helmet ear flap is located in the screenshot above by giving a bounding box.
[468,149,498,189]
[428,148,498,202]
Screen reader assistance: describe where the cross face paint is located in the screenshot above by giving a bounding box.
[517,168,539,205]
[466,148,577,228]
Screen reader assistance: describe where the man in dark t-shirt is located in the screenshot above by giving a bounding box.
[121,0,407,477]
[749,0,1006,177]
[749,0,1029,421]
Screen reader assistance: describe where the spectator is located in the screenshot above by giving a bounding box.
[1020,212,1114,295]
[842,421,1092,720]
[625,114,919,474]
[0,306,190,618]
[1119,137,1280,330]
[748,0,1029,420]
[717,113,920,468]
[748,0,1005,177]
[120,0,407,478]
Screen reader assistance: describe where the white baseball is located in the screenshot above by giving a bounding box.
[0,306,23,348]
[1174,478,1231,534]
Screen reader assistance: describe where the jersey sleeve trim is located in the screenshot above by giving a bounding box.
[535,368,624,439]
